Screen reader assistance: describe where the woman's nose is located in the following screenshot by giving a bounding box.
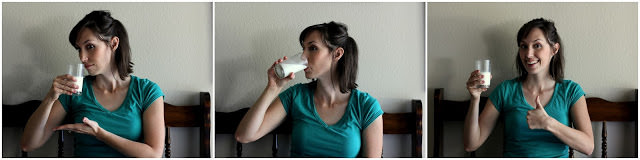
[526,48,535,57]
[79,51,88,62]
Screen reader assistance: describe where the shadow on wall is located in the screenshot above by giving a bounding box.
[216,26,303,112]
[5,15,75,104]
[483,19,522,84]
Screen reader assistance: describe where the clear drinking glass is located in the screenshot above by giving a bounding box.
[274,52,308,79]
[68,64,84,96]
[475,59,491,88]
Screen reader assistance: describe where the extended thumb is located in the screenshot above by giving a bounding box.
[535,96,543,109]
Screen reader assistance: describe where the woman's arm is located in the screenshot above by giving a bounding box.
[235,56,293,143]
[464,100,500,152]
[100,96,166,157]
[463,70,500,152]
[529,96,594,155]
[361,116,383,157]
[235,87,287,143]
[21,99,67,151]
[54,97,166,157]
[22,74,77,151]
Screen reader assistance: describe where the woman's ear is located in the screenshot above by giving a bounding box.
[110,36,120,51]
[552,43,560,55]
[333,47,344,61]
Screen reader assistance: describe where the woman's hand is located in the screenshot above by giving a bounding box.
[466,70,489,98]
[53,117,101,137]
[47,74,79,100]
[527,96,553,130]
[267,56,295,90]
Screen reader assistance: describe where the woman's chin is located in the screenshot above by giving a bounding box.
[304,73,314,79]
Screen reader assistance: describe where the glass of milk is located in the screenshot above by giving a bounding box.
[68,64,84,96]
[475,59,491,88]
[274,52,308,79]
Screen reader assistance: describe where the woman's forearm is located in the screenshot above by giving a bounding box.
[21,96,59,151]
[235,86,281,143]
[545,119,594,155]
[463,97,482,152]
[96,127,163,158]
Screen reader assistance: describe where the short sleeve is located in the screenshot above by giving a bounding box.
[279,84,303,114]
[58,94,72,112]
[359,92,384,130]
[565,80,585,107]
[489,81,507,112]
[140,79,164,111]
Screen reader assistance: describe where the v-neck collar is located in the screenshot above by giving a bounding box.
[518,80,558,109]
[309,86,354,128]
[86,76,134,113]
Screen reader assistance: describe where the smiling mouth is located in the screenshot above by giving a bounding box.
[527,60,539,65]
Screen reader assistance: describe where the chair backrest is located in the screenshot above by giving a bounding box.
[3,100,66,157]
[433,88,484,157]
[573,90,637,158]
[215,99,423,158]
[164,92,211,158]
[433,88,638,158]
[2,92,211,158]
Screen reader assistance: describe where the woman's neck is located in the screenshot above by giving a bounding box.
[523,73,555,93]
[314,77,349,107]
[94,69,129,93]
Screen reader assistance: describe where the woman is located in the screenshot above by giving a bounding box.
[235,21,383,157]
[463,18,594,157]
[21,11,165,157]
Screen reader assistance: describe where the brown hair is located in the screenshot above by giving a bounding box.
[515,18,564,83]
[69,10,133,80]
[299,21,358,93]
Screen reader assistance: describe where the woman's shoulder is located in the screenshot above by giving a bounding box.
[350,89,379,106]
[560,79,580,86]
[494,78,520,90]
[129,75,161,90]
[558,79,583,92]
[289,82,312,92]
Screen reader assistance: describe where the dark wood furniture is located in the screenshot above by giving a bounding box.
[164,92,211,158]
[2,92,211,158]
[433,88,638,158]
[215,99,423,157]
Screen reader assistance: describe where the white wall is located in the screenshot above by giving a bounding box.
[2,2,212,157]
[215,2,425,157]
[428,2,637,157]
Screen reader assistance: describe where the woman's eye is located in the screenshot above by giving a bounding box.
[309,46,317,51]
[533,44,542,48]
[86,44,94,50]
[519,45,527,49]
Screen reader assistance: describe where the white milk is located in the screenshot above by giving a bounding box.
[275,63,307,79]
[478,72,491,88]
[73,76,84,96]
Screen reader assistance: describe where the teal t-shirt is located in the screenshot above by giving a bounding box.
[279,83,383,157]
[58,75,164,157]
[489,78,585,157]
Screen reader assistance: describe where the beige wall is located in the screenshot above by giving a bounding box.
[215,2,425,157]
[428,2,637,157]
[2,2,212,157]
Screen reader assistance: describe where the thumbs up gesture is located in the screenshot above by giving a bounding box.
[527,95,552,130]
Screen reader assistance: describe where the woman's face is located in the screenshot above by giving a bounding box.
[302,30,335,79]
[518,28,558,77]
[75,27,115,76]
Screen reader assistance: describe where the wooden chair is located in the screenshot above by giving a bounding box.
[215,99,423,157]
[433,88,638,158]
[2,92,211,158]
[164,92,211,158]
